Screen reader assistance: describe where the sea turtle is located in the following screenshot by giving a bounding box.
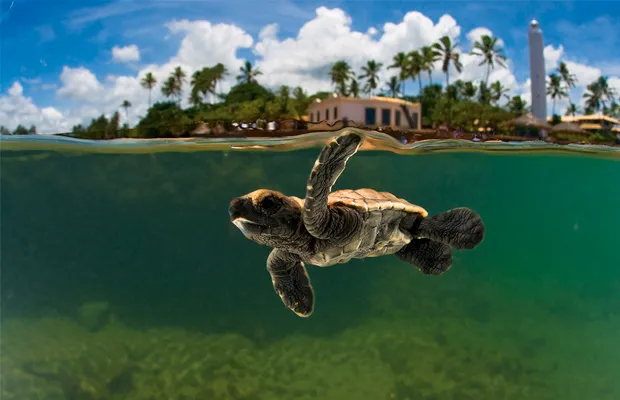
[229,131,485,317]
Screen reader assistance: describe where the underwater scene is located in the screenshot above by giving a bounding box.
[2,131,620,400]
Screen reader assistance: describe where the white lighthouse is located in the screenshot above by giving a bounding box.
[528,20,547,121]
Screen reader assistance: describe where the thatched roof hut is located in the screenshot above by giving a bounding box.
[506,113,552,130]
[550,122,588,135]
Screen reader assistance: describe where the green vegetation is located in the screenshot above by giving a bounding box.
[1,35,618,139]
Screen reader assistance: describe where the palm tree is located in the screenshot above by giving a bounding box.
[583,81,602,113]
[172,66,186,105]
[211,63,228,97]
[547,73,567,115]
[237,60,262,84]
[478,81,492,105]
[470,34,507,85]
[508,96,528,115]
[329,60,354,96]
[421,45,438,85]
[358,60,383,96]
[557,62,577,105]
[140,72,157,108]
[432,35,463,88]
[121,100,131,122]
[461,81,477,101]
[190,67,216,104]
[607,101,620,118]
[565,102,580,116]
[385,76,401,98]
[161,76,180,101]
[349,79,360,98]
[490,81,509,106]
[596,76,617,109]
[407,51,424,93]
[388,52,409,95]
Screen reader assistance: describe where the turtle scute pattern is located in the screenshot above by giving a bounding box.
[320,189,429,260]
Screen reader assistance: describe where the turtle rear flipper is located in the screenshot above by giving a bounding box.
[303,131,363,239]
[418,207,485,250]
[396,238,453,275]
[267,249,315,317]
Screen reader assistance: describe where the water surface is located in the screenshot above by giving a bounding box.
[2,131,619,400]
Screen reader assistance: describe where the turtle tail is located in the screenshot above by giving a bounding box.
[417,207,485,250]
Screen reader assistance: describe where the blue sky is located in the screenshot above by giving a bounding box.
[1,0,619,133]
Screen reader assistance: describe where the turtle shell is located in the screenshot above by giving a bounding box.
[328,188,428,216]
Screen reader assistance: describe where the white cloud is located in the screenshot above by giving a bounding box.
[6,6,620,133]
[111,44,141,63]
[0,81,80,134]
[57,66,103,100]
[8,82,24,97]
[466,27,505,47]
[253,8,461,94]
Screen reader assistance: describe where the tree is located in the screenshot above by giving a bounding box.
[106,111,120,138]
[358,60,382,96]
[329,60,354,96]
[407,51,423,93]
[508,96,527,115]
[385,77,401,98]
[28,125,37,134]
[161,76,180,103]
[470,35,507,85]
[489,81,509,106]
[224,81,272,104]
[137,101,191,138]
[13,125,29,135]
[349,79,360,98]
[0,126,10,135]
[432,35,463,88]
[421,45,438,85]
[583,81,602,113]
[140,72,157,108]
[557,62,576,105]
[236,60,262,84]
[596,76,617,109]
[121,100,132,123]
[461,81,477,101]
[172,66,186,104]
[388,52,409,95]
[565,102,580,116]
[547,73,567,115]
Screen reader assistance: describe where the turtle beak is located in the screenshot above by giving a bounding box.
[229,197,265,235]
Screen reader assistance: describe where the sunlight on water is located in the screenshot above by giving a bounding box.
[2,129,620,400]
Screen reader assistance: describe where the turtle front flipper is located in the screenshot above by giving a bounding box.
[418,207,485,250]
[396,238,453,275]
[267,249,315,317]
[303,131,363,239]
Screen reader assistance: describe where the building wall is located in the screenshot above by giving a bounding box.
[307,98,421,130]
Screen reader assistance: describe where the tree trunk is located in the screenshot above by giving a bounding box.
[148,90,152,108]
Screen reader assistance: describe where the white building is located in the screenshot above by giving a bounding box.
[307,95,422,130]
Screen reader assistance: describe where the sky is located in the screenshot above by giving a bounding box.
[1,0,619,134]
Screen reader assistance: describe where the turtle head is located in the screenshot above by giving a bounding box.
[229,189,305,248]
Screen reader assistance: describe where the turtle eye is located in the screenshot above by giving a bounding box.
[260,196,280,214]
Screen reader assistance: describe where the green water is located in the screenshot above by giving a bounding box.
[2,133,620,400]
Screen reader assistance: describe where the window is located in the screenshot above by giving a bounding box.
[310,112,314,122]
[395,110,401,126]
[411,111,419,129]
[317,110,321,121]
[326,108,330,121]
[365,108,376,125]
[334,107,338,120]
[381,108,391,126]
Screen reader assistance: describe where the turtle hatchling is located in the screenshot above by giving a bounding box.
[229,131,485,317]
